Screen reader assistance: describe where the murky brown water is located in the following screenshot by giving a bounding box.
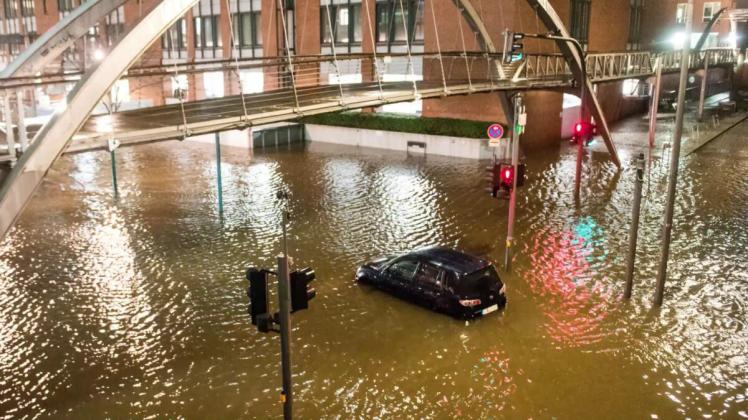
[1,122,747,418]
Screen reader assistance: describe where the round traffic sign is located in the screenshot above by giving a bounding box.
[487,124,504,139]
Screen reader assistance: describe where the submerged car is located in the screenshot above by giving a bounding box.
[356,246,506,318]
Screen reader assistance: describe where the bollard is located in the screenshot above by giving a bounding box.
[624,153,645,299]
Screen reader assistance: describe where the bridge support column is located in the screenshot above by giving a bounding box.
[525,0,620,168]
[698,53,710,121]
[3,91,16,163]
[16,89,27,152]
[648,60,662,148]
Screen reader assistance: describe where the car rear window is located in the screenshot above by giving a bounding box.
[454,265,502,295]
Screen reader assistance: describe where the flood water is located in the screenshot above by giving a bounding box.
[1,122,747,418]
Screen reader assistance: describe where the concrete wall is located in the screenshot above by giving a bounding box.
[305,124,494,160]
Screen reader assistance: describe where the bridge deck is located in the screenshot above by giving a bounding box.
[70,77,571,152]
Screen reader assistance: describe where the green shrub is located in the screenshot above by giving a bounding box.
[300,112,496,139]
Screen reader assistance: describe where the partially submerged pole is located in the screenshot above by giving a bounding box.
[648,59,662,148]
[698,51,710,121]
[214,132,224,215]
[654,0,693,307]
[504,93,525,271]
[624,153,645,299]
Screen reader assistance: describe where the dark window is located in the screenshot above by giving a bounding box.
[414,263,444,290]
[105,7,125,46]
[570,0,591,45]
[4,0,18,18]
[375,0,424,50]
[57,0,74,13]
[628,0,643,50]
[162,18,187,52]
[454,266,501,296]
[320,2,362,47]
[194,15,221,49]
[21,0,34,17]
[389,259,419,281]
[232,11,262,48]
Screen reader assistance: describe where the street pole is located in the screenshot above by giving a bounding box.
[655,0,692,307]
[276,190,292,419]
[214,132,224,215]
[574,46,586,200]
[3,90,16,165]
[504,93,524,271]
[107,138,120,197]
[276,253,293,420]
[110,149,119,197]
[698,51,710,121]
[624,153,645,299]
[649,58,662,148]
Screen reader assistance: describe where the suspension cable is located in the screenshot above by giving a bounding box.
[277,0,301,110]
[167,27,189,139]
[224,0,249,124]
[398,0,418,96]
[323,0,345,103]
[429,0,447,93]
[456,6,472,90]
[363,0,384,99]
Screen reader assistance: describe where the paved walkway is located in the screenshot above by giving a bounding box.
[590,100,748,160]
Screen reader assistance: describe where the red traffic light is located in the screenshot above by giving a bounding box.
[500,164,515,188]
[575,122,585,135]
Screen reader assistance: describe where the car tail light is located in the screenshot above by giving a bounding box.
[499,284,506,295]
[459,299,482,307]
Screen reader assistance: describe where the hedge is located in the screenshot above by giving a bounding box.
[300,112,496,139]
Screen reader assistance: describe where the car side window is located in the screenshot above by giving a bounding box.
[414,263,443,290]
[388,259,419,282]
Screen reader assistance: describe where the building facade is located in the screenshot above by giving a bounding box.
[0,0,741,148]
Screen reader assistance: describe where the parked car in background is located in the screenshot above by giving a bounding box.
[356,246,506,319]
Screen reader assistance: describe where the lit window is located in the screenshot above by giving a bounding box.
[676,3,687,24]
[703,2,721,22]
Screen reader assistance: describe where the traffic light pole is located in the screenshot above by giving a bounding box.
[655,0,693,307]
[277,190,292,419]
[277,254,293,420]
[517,32,587,198]
[504,93,524,271]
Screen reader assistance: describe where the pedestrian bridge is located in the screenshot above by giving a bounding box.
[2,48,731,153]
[0,0,739,239]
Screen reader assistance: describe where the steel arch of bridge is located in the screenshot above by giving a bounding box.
[0,0,199,238]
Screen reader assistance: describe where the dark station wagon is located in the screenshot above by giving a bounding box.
[356,246,507,318]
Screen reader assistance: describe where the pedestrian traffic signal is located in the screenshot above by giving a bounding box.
[246,268,269,326]
[500,164,514,189]
[290,267,316,312]
[572,121,597,145]
[503,31,525,64]
[486,163,501,198]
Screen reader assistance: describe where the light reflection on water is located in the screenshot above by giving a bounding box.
[0,124,747,418]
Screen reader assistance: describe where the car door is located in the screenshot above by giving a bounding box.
[384,258,420,297]
[413,262,446,307]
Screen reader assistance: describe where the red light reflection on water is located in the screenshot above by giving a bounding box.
[524,221,616,348]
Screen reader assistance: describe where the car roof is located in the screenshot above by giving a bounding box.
[408,246,490,275]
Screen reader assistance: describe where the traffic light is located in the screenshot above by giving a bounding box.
[290,267,316,312]
[572,121,597,145]
[486,163,501,198]
[503,31,525,64]
[246,268,269,326]
[500,164,514,190]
